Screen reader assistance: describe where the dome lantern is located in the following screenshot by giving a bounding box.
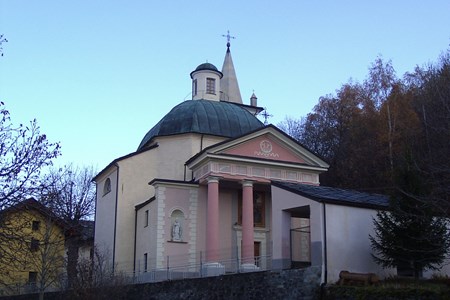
[190,63,223,101]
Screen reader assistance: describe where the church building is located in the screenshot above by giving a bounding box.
[93,39,417,283]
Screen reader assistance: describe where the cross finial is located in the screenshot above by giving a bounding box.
[222,30,236,49]
[261,108,273,125]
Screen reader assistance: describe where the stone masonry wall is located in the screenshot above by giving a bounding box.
[1,267,322,300]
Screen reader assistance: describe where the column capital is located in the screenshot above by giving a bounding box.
[207,176,220,184]
[241,180,254,187]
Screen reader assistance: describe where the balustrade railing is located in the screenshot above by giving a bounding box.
[130,249,273,284]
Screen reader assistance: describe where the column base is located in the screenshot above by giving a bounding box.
[240,263,260,273]
[201,262,225,277]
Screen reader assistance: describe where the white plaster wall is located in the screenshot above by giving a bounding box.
[271,185,397,283]
[271,186,323,269]
[155,185,166,269]
[94,167,118,263]
[325,204,395,283]
[113,135,202,271]
[96,133,227,273]
[196,186,208,258]
[201,135,226,149]
[154,134,227,181]
[187,187,199,270]
[135,201,153,272]
[114,152,157,272]
[153,135,200,181]
[191,70,221,101]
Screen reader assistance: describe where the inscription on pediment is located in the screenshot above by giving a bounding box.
[254,140,280,158]
[222,135,305,164]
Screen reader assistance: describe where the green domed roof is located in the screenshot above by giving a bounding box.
[137,100,264,150]
[190,63,222,79]
[195,63,219,72]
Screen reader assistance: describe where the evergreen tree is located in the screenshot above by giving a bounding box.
[370,158,450,278]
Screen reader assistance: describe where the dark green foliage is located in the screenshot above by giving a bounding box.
[370,159,450,278]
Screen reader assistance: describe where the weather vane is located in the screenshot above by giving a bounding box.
[222,30,236,48]
[261,108,273,125]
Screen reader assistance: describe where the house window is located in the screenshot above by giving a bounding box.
[32,221,40,231]
[30,238,39,252]
[192,79,197,96]
[103,178,111,196]
[206,78,215,94]
[144,210,149,227]
[144,253,148,272]
[28,272,38,285]
[238,191,265,227]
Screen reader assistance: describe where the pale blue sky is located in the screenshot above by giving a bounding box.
[1,1,449,171]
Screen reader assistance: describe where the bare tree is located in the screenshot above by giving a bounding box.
[68,246,130,300]
[42,165,96,221]
[365,57,399,174]
[0,34,7,57]
[0,102,60,209]
[0,102,60,296]
[33,214,66,300]
[40,165,96,288]
[277,116,304,142]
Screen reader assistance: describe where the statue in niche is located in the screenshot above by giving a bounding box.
[171,218,182,241]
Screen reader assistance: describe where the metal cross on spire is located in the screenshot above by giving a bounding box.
[261,108,273,125]
[222,30,236,48]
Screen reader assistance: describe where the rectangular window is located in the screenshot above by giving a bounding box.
[144,253,148,272]
[30,238,39,252]
[144,210,149,227]
[206,78,215,94]
[193,79,197,96]
[32,221,40,231]
[28,272,38,285]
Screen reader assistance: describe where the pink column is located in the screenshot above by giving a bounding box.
[241,181,254,264]
[206,177,220,261]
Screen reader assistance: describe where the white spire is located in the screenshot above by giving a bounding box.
[220,33,243,104]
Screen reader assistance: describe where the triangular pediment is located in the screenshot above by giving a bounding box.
[186,125,329,169]
[186,125,329,184]
[220,133,307,164]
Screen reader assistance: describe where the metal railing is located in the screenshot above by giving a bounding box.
[129,251,273,284]
[0,248,275,295]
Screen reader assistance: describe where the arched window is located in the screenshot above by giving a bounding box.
[170,209,184,242]
[103,178,111,196]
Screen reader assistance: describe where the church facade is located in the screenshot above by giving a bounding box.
[94,41,449,283]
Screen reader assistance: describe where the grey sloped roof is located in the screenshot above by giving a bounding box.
[272,181,389,209]
[137,100,264,150]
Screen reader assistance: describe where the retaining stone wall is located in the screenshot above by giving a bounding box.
[1,267,322,300]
